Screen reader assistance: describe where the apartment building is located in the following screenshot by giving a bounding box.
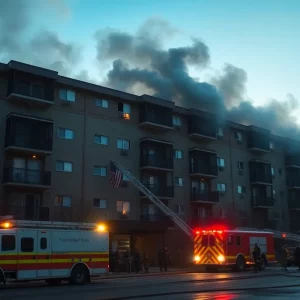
[0,60,299,265]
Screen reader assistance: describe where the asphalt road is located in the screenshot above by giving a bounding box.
[1,268,300,300]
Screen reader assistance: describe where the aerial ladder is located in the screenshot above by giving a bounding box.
[112,161,195,241]
[112,161,300,244]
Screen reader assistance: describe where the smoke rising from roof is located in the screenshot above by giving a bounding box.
[96,20,300,138]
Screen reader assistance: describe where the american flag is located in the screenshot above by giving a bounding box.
[109,161,123,188]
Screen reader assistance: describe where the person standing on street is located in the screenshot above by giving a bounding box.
[281,246,288,272]
[252,243,261,273]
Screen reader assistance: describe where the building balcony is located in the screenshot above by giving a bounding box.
[3,168,51,189]
[288,198,300,210]
[140,214,171,222]
[4,205,50,221]
[285,155,300,168]
[5,114,53,155]
[252,197,274,208]
[139,101,173,130]
[247,128,271,153]
[190,189,219,204]
[188,114,217,140]
[141,184,174,199]
[6,67,55,107]
[287,178,300,189]
[249,161,272,185]
[140,139,173,171]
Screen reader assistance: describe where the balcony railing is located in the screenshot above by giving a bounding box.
[288,198,300,210]
[140,214,172,222]
[188,116,217,139]
[140,155,173,170]
[189,163,218,177]
[4,205,50,221]
[141,184,174,198]
[190,189,219,203]
[252,197,274,207]
[287,178,300,188]
[3,168,51,187]
[247,132,271,152]
[285,155,300,167]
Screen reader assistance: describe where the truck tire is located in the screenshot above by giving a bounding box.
[70,264,88,285]
[235,255,246,272]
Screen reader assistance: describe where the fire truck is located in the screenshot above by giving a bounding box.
[111,160,300,271]
[0,219,109,285]
[193,228,275,271]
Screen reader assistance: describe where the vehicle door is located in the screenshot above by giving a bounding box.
[37,230,51,278]
[17,229,37,280]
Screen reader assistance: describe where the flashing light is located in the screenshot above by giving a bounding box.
[96,224,106,232]
[123,113,130,120]
[32,155,36,159]
[217,255,225,262]
[2,222,11,229]
[194,255,200,262]
[282,233,287,238]
[195,231,200,235]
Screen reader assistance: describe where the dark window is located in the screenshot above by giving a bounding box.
[1,235,16,251]
[236,236,241,246]
[21,237,34,252]
[209,235,216,246]
[228,235,234,245]
[40,237,47,250]
[202,235,208,246]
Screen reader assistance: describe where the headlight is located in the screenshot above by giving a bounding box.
[217,255,225,262]
[194,255,200,261]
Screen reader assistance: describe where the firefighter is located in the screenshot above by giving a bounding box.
[143,251,149,273]
[252,243,261,273]
[281,246,288,272]
[158,247,169,272]
[294,245,300,270]
[134,249,141,273]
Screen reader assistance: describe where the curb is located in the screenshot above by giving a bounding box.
[99,270,191,279]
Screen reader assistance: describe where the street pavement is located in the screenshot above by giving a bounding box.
[1,267,300,299]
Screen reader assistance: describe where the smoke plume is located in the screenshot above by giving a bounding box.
[0,0,81,75]
[96,20,300,138]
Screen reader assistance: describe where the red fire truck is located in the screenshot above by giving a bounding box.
[0,219,109,285]
[193,228,275,271]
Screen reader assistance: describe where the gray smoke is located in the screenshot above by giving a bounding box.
[0,0,81,75]
[96,20,300,137]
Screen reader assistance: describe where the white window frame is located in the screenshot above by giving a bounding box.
[116,201,130,214]
[94,135,108,145]
[271,167,275,176]
[118,103,131,114]
[237,185,246,194]
[235,131,242,141]
[217,183,226,192]
[117,138,130,150]
[55,195,72,207]
[174,177,184,186]
[93,198,107,209]
[57,128,74,140]
[172,115,181,127]
[174,149,183,159]
[93,166,107,176]
[217,127,224,137]
[217,157,225,168]
[59,89,75,102]
[95,99,108,108]
[56,161,73,172]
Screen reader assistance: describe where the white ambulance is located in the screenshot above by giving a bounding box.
[0,218,109,285]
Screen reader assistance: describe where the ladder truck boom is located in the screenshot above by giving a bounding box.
[112,161,194,241]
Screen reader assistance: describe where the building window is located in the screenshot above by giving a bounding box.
[117,201,130,214]
[56,161,73,172]
[55,195,72,207]
[278,168,282,175]
[238,161,244,170]
[117,138,130,150]
[271,167,275,177]
[174,150,183,159]
[216,127,224,137]
[57,128,74,140]
[172,115,181,127]
[95,99,108,108]
[175,205,185,214]
[93,198,107,209]
[59,89,75,102]
[174,177,183,186]
[93,166,107,176]
[217,183,226,192]
[237,185,246,194]
[235,131,242,142]
[94,135,108,145]
[118,103,131,120]
[217,157,225,168]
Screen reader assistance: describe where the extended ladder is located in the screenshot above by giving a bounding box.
[237,227,300,242]
[112,161,194,241]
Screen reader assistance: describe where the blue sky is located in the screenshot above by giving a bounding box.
[6,0,300,122]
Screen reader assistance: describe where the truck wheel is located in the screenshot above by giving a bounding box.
[70,264,88,285]
[235,255,246,272]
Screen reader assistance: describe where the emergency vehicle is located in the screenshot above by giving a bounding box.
[0,219,109,285]
[193,228,275,271]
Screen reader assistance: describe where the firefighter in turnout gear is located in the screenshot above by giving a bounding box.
[252,243,261,273]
